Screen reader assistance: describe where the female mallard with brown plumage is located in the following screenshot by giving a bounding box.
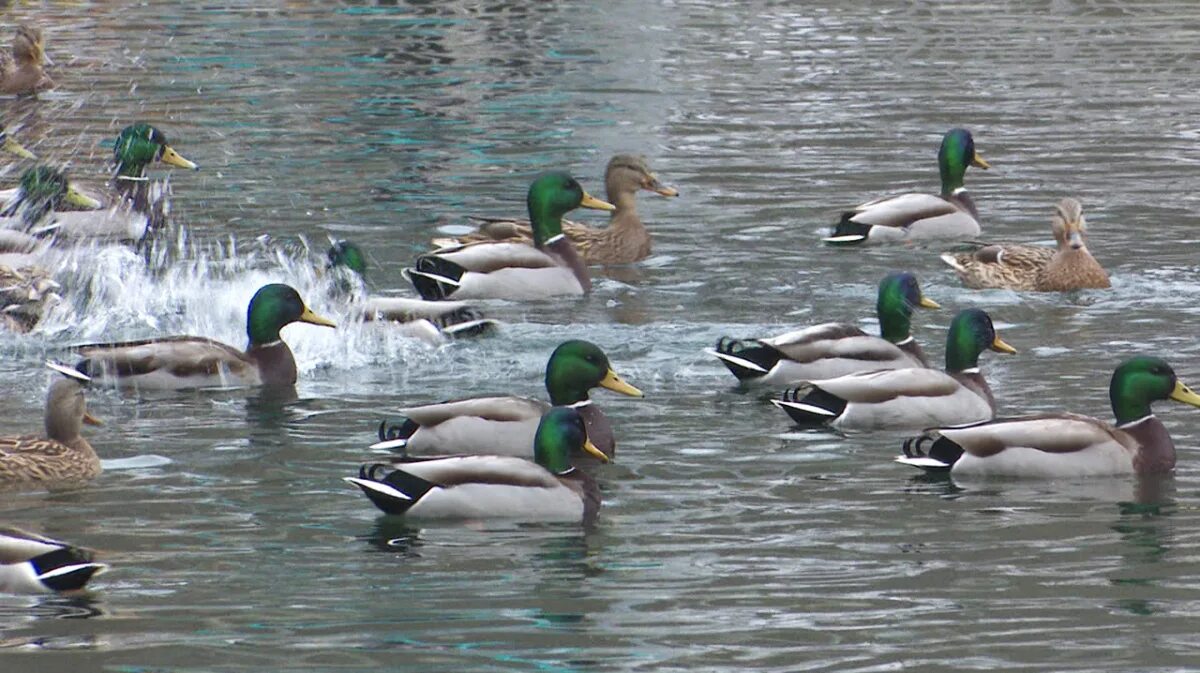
[824,128,990,245]
[434,155,678,265]
[940,197,1110,291]
[897,356,1200,477]
[0,526,108,594]
[0,264,60,332]
[0,25,53,96]
[0,362,102,489]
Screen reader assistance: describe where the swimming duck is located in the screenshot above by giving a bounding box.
[433,155,678,265]
[0,26,53,96]
[326,240,497,342]
[824,128,990,245]
[941,197,1110,291]
[0,123,35,159]
[0,263,60,332]
[73,283,335,389]
[406,171,615,300]
[0,526,108,594]
[897,356,1200,477]
[372,339,643,460]
[708,272,939,386]
[0,362,102,489]
[773,308,1016,430]
[33,123,198,245]
[0,166,103,235]
[346,406,608,524]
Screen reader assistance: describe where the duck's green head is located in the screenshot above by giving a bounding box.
[944,308,1016,371]
[246,283,337,346]
[526,171,615,247]
[113,123,198,178]
[937,128,989,195]
[0,126,34,159]
[3,166,102,225]
[327,240,368,278]
[534,407,609,474]
[1109,356,1200,425]
[876,272,939,343]
[544,339,643,405]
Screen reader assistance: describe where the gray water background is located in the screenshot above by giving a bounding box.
[2,1,1200,671]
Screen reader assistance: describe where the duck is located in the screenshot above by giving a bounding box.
[326,240,498,342]
[0,25,53,96]
[0,263,60,332]
[0,362,102,489]
[708,272,939,386]
[824,128,990,245]
[0,526,108,594]
[0,122,35,159]
[432,155,678,265]
[346,406,608,525]
[73,283,335,390]
[406,171,615,300]
[940,197,1110,291]
[26,123,198,246]
[372,339,643,460]
[897,356,1200,477]
[772,308,1016,431]
[0,165,103,237]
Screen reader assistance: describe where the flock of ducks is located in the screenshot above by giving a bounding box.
[0,24,1187,595]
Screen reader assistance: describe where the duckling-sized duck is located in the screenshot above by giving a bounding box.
[373,339,642,460]
[0,526,108,594]
[327,240,497,341]
[0,362,102,489]
[824,128,990,245]
[708,272,939,386]
[0,26,53,96]
[773,308,1016,431]
[434,155,678,265]
[347,406,608,524]
[898,356,1200,477]
[406,171,615,300]
[73,283,335,389]
[941,198,1110,291]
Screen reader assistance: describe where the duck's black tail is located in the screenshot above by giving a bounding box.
[822,213,871,246]
[896,430,964,471]
[771,384,846,425]
[407,255,465,300]
[708,337,781,382]
[31,546,108,593]
[344,463,435,515]
[438,307,499,339]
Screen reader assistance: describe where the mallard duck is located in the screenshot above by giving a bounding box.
[824,128,990,245]
[0,123,35,159]
[897,356,1200,477]
[772,308,1016,430]
[406,171,615,300]
[433,155,678,265]
[0,26,53,96]
[326,240,497,341]
[0,362,102,489]
[708,272,939,386]
[30,124,198,245]
[0,166,103,235]
[73,283,335,389]
[372,339,642,460]
[0,263,60,332]
[941,197,1111,291]
[346,406,608,524]
[0,526,107,594]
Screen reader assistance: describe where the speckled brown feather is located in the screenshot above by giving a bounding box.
[0,25,53,95]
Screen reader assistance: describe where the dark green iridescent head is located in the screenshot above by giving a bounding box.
[876,272,937,343]
[327,240,368,278]
[937,128,988,195]
[533,407,591,474]
[3,166,97,226]
[526,171,609,247]
[1109,356,1200,425]
[544,339,642,405]
[113,123,198,178]
[245,283,336,345]
[944,308,1016,371]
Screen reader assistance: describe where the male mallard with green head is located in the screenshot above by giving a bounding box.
[0,25,53,96]
[0,166,102,235]
[773,308,1016,430]
[0,362,102,489]
[825,128,990,245]
[407,171,615,300]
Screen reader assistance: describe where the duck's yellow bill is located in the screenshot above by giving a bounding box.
[600,369,643,397]
[582,437,609,463]
[2,137,34,159]
[300,307,337,328]
[65,186,103,210]
[160,145,198,170]
[579,191,616,212]
[919,296,940,309]
[972,152,990,170]
[990,335,1017,354]
[83,411,103,427]
[646,175,679,197]
[1170,380,1200,408]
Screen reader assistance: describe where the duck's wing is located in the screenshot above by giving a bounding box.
[400,396,548,425]
[74,336,257,384]
[0,526,69,564]
[941,243,1054,290]
[811,367,961,402]
[425,241,561,273]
